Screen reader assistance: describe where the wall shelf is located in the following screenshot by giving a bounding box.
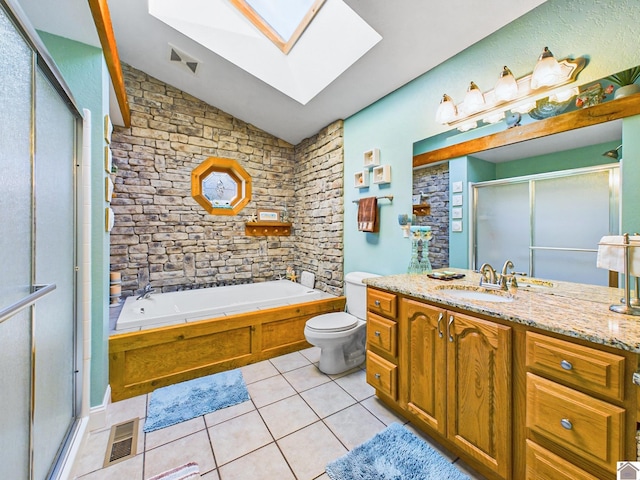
[245,221,292,236]
[413,204,431,216]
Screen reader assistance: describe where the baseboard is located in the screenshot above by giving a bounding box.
[88,385,111,432]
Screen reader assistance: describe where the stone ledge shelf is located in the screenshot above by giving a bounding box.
[245,221,292,236]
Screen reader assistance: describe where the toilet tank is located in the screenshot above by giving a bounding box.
[344,271,379,320]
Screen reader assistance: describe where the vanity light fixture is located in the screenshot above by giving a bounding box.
[494,66,518,102]
[602,145,622,160]
[435,47,586,132]
[530,47,562,89]
[462,81,485,114]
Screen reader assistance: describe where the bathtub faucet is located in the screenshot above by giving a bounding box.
[137,283,155,300]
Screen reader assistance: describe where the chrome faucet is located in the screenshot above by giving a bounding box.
[136,283,155,300]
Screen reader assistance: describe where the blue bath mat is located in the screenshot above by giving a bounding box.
[326,423,471,480]
[144,369,250,433]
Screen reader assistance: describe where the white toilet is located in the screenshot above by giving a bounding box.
[304,271,379,374]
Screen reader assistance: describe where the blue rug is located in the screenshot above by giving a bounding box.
[144,369,250,433]
[326,423,471,480]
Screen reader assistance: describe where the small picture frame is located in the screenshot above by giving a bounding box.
[452,207,463,219]
[105,176,114,202]
[104,146,112,173]
[451,220,463,232]
[105,207,114,232]
[104,114,113,144]
[452,194,463,206]
[257,209,279,221]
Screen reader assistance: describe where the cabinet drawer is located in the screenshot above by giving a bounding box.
[525,440,599,480]
[367,312,397,357]
[367,288,397,319]
[366,351,397,400]
[526,373,624,472]
[526,331,625,401]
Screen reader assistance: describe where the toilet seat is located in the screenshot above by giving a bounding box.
[305,312,359,333]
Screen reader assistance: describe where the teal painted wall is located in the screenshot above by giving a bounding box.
[344,0,640,275]
[39,33,110,407]
[493,141,621,179]
[621,115,640,233]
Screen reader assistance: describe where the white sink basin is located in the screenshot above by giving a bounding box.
[436,286,514,303]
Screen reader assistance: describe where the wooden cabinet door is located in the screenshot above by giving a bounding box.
[402,299,447,435]
[446,311,511,479]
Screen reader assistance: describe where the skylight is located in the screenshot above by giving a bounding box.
[230,0,325,54]
[148,0,382,104]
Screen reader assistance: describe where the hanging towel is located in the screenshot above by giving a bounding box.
[596,235,640,276]
[357,197,379,232]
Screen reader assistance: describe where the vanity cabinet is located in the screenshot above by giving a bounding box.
[400,298,512,479]
[366,289,398,400]
[525,331,627,478]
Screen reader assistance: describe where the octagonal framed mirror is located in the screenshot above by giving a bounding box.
[191,157,252,215]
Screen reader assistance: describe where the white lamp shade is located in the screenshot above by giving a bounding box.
[435,94,457,124]
[494,66,518,102]
[462,82,485,114]
[531,47,562,89]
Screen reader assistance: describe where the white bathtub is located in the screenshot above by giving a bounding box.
[115,280,335,331]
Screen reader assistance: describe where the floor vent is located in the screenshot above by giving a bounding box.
[168,44,200,75]
[103,418,139,467]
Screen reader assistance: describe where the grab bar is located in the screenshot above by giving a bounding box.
[0,283,57,324]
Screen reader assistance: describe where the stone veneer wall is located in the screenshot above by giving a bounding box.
[413,163,449,269]
[293,121,344,296]
[109,64,344,297]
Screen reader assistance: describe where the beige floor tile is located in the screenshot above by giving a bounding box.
[246,375,297,408]
[240,360,280,384]
[70,429,112,478]
[269,351,311,373]
[334,368,374,401]
[75,453,143,480]
[300,381,356,419]
[283,364,331,392]
[259,395,320,439]
[299,346,321,363]
[203,399,255,428]
[327,365,362,380]
[208,410,273,466]
[277,422,347,480]
[106,394,148,428]
[324,403,386,450]
[360,396,407,426]
[314,474,331,480]
[199,469,220,480]
[144,416,205,451]
[217,443,295,480]
[143,429,215,479]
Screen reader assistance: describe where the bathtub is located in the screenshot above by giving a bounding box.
[110,279,346,400]
[116,279,334,331]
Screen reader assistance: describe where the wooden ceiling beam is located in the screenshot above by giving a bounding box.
[88,0,131,127]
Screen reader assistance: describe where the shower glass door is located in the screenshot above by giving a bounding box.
[473,165,619,285]
[0,2,80,479]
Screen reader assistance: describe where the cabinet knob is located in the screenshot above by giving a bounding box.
[374,300,381,307]
[374,331,381,337]
[374,373,381,380]
[560,360,573,371]
[560,418,573,430]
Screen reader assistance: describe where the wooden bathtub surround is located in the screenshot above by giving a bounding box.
[109,296,345,401]
[365,285,640,480]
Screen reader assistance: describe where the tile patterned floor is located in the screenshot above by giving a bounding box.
[71,347,485,480]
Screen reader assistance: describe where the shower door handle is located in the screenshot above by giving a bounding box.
[0,283,57,324]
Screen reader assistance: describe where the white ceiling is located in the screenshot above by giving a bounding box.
[16,0,548,145]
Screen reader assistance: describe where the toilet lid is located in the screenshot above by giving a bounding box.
[306,312,359,333]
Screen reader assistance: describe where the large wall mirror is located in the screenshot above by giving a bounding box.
[192,157,252,215]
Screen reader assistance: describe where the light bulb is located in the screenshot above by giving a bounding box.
[435,94,457,124]
[531,47,562,89]
[462,81,485,114]
[495,66,518,102]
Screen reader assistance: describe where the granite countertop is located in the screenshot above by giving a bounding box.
[364,269,640,354]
